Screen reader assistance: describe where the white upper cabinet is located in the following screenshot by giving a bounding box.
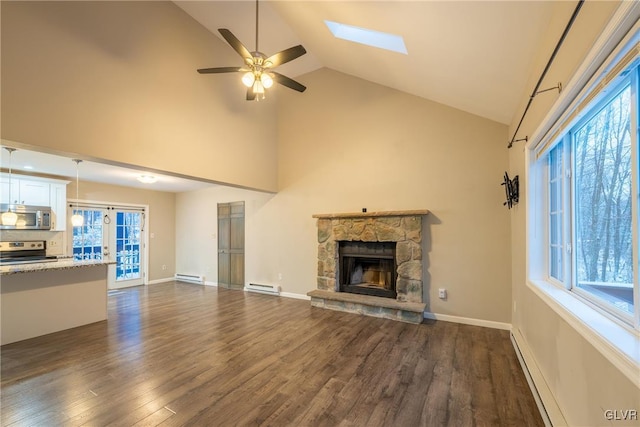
[18,180,50,206]
[49,183,67,231]
[0,174,69,230]
[0,177,19,205]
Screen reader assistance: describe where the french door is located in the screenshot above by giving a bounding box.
[71,205,146,289]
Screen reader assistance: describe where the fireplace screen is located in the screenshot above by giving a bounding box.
[339,241,397,299]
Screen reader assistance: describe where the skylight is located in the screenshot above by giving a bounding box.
[325,20,408,55]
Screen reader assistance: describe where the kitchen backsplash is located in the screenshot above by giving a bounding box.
[0,230,66,257]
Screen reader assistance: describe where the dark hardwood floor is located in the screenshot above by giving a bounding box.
[1,281,543,426]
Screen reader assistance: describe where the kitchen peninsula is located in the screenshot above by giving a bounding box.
[1,259,113,345]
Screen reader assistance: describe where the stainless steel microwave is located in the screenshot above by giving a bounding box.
[0,205,52,230]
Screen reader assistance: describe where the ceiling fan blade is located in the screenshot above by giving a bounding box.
[271,72,306,93]
[218,28,252,60]
[197,67,243,74]
[264,45,307,68]
[246,88,257,101]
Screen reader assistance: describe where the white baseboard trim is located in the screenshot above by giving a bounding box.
[511,328,566,427]
[147,277,175,285]
[280,291,311,301]
[423,312,511,330]
[204,281,218,287]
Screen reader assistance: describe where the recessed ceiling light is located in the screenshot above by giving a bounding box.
[23,165,34,170]
[325,20,408,55]
[137,175,157,184]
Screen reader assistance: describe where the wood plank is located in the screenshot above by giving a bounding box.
[1,282,543,426]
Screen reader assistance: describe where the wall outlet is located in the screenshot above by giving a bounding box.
[162,264,167,270]
[48,240,58,247]
[278,273,282,280]
[438,288,447,300]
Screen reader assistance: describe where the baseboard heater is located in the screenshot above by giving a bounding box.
[174,273,205,285]
[245,283,281,296]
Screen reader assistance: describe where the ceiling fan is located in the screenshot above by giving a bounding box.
[197,0,307,101]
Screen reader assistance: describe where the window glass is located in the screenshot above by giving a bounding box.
[573,83,634,315]
[72,208,104,261]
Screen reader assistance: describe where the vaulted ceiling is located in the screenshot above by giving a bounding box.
[3,1,561,191]
[175,0,558,125]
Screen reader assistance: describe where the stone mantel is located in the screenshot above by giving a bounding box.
[312,209,429,219]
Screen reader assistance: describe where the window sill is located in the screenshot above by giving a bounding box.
[527,279,640,388]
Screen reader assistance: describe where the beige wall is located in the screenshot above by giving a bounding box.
[176,186,275,286]
[1,1,278,192]
[279,69,511,322]
[508,1,639,425]
[177,68,513,323]
[70,180,177,283]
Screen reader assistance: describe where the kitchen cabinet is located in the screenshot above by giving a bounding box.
[18,180,50,205]
[1,176,50,205]
[50,183,67,231]
[0,174,69,230]
[0,178,19,205]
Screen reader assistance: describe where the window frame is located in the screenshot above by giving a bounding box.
[547,136,571,290]
[525,7,640,387]
[546,74,637,327]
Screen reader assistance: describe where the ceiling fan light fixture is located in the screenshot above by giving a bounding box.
[260,73,273,89]
[253,80,265,95]
[196,0,307,100]
[242,71,256,88]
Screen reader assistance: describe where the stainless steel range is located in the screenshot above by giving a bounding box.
[0,241,58,265]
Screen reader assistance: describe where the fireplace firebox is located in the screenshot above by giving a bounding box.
[339,241,397,299]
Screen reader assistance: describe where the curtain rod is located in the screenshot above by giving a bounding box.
[68,202,145,212]
[508,0,585,149]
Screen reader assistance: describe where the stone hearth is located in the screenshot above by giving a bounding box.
[309,210,429,324]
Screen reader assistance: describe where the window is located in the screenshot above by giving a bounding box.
[543,53,639,327]
[72,208,104,261]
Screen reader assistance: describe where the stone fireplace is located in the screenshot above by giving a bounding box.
[308,210,429,324]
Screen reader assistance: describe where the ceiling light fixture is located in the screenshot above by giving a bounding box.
[1,147,18,226]
[196,0,307,101]
[137,175,157,184]
[71,159,84,227]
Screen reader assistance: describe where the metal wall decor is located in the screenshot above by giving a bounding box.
[502,172,519,209]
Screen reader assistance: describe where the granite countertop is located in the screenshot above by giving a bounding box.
[0,259,116,276]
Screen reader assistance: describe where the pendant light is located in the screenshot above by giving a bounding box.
[1,147,18,226]
[71,159,84,227]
